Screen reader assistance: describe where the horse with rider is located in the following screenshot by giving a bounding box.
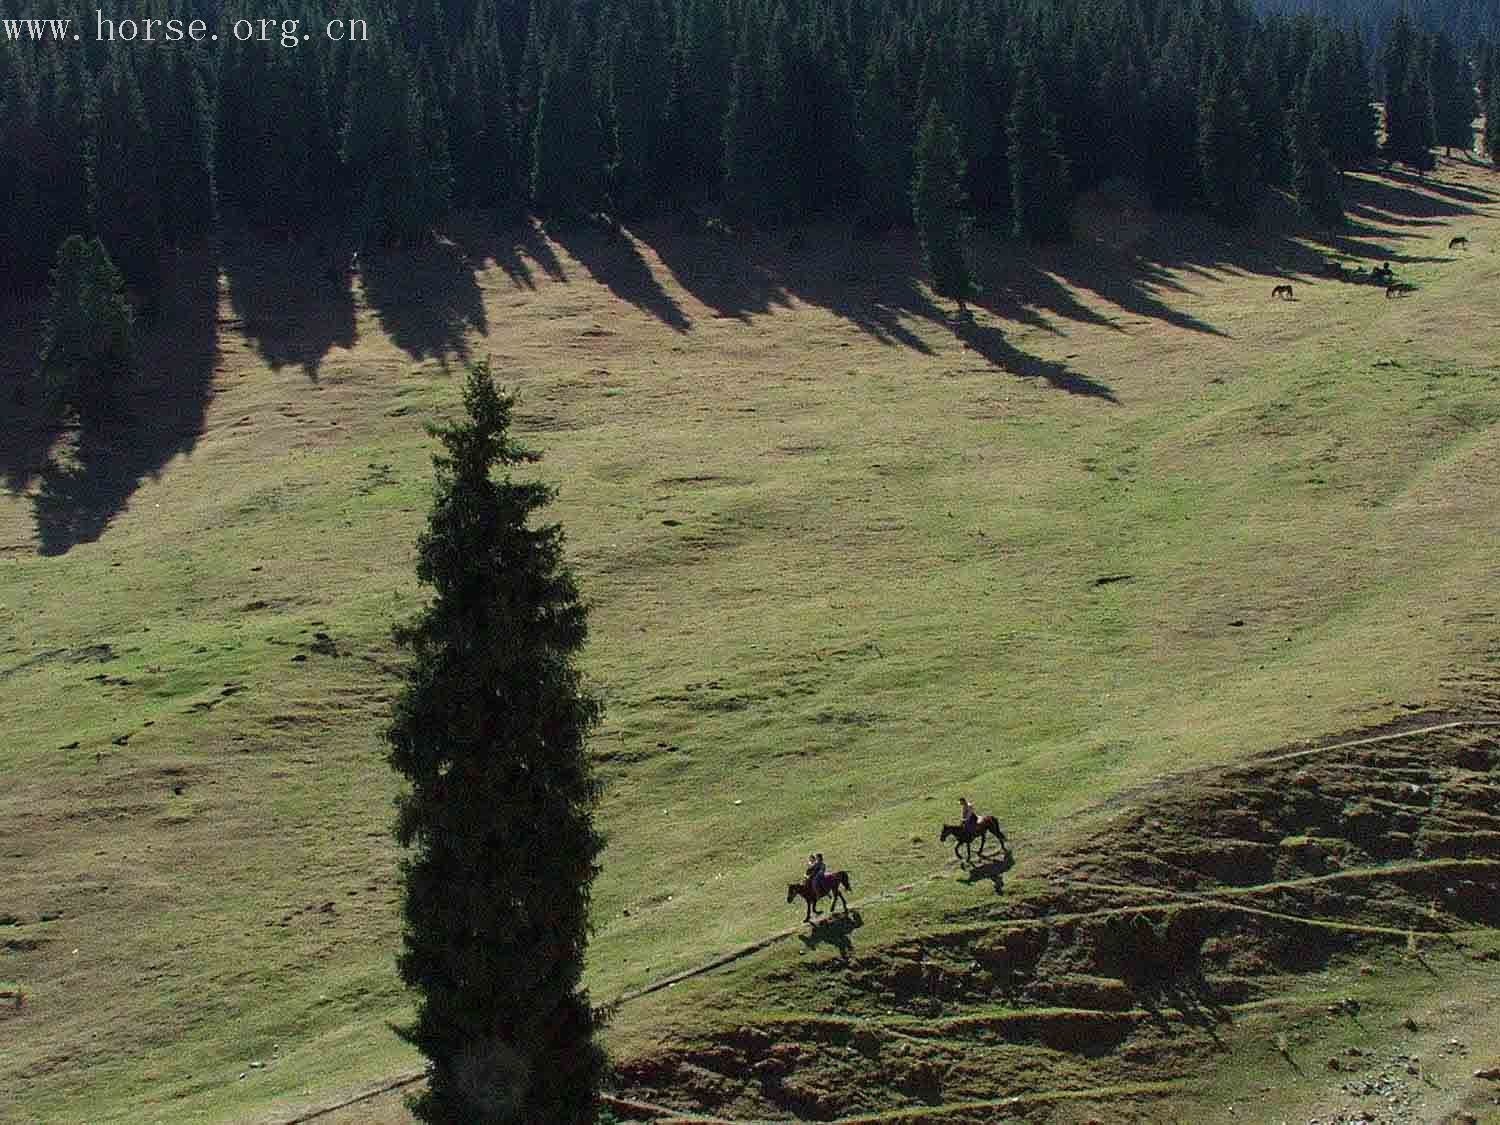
[784,797,1012,923]
[787,851,851,923]
[940,795,1009,864]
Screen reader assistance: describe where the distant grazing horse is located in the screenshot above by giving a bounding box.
[1386,282,1415,298]
[787,871,852,923]
[1449,236,1469,251]
[940,816,1008,864]
[1271,284,1294,301]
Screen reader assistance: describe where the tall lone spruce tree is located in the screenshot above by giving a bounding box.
[386,361,606,1125]
[912,101,974,316]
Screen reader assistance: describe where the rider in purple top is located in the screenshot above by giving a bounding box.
[806,852,826,898]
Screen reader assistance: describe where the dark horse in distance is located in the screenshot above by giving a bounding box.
[787,871,852,923]
[940,816,1009,864]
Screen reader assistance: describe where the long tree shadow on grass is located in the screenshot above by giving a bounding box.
[546,220,691,332]
[634,221,788,323]
[639,219,1225,348]
[617,165,1476,384]
[31,244,218,556]
[1345,174,1488,220]
[220,228,355,380]
[358,237,487,366]
[956,317,1120,402]
[633,222,940,350]
[1384,165,1499,206]
[1048,168,1484,304]
[446,212,569,291]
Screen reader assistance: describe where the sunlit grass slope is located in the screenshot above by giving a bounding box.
[1,162,1498,1122]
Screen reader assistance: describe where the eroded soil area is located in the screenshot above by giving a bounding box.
[609,717,1500,1123]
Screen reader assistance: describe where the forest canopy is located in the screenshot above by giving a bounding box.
[1,0,1494,299]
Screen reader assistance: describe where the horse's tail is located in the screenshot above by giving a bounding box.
[840,871,851,892]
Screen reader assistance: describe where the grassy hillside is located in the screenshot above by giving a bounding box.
[2,162,1499,1123]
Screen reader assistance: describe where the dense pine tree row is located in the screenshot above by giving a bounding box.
[1259,0,1498,59]
[2,0,1497,303]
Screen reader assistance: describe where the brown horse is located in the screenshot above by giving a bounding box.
[1449,236,1469,251]
[1271,284,1294,300]
[1386,282,1415,298]
[940,816,1008,864]
[786,871,851,923]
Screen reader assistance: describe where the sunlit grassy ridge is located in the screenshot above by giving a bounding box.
[2,164,1499,1122]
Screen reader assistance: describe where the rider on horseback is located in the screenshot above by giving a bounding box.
[960,796,979,834]
[805,852,826,900]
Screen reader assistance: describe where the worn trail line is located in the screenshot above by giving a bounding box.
[1258,718,1500,765]
[273,718,1498,1125]
[606,1080,1194,1123]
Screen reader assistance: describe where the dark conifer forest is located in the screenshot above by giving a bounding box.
[1,0,1495,302]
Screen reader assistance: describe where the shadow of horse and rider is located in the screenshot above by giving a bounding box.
[784,813,1016,949]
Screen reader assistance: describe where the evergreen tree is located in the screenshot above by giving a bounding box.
[0,46,46,288]
[1341,28,1381,166]
[158,50,216,241]
[344,37,448,244]
[90,57,162,295]
[31,46,95,282]
[605,7,664,216]
[1487,63,1500,166]
[1145,32,1203,211]
[722,9,785,227]
[387,360,606,1125]
[782,17,858,217]
[858,38,915,228]
[450,12,517,211]
[1290,70,1345,229]
[1245,40,1287,186]
[531,43,605,217]
[1383,11,1436,171]
[416,55,454,225]
[1428,32,1474,155]
[214,27,263,218]
[35,235,136,418]
[269,40,339,231]
[1197,56,1261,226]
[1007,57,1072,242]
[911,101,974,314]
[671,0,731,191]
[1403,65,1439,170]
